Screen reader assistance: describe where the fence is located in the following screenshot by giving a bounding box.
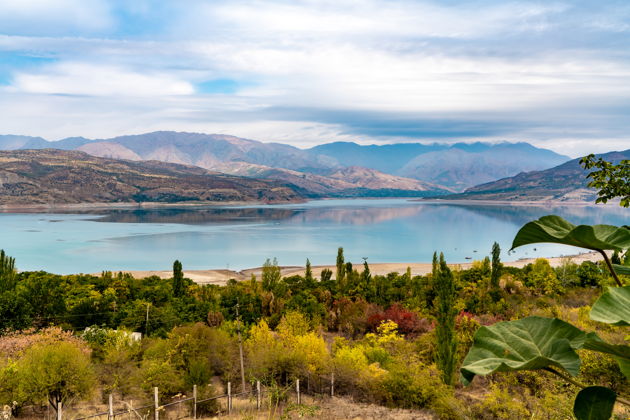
[71,375,336,420]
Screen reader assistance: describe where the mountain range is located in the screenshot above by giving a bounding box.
[441,149,630,202]
[0,132,570,193]
[0,149,302,207]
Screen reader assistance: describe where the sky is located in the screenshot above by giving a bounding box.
[1,1,629,157]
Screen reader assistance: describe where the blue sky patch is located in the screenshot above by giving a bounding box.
[0,53,56,85]
[197,79,242,94]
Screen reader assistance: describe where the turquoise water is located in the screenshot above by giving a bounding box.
[0,199,628,274]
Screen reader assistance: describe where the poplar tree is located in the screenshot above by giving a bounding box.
[336,247,345,282]
[433,252,458,385]
[305,258,314,285]
[490,242,503,301]
[173,260,184,297]
[0,250,16,291]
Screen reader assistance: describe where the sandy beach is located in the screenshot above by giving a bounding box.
[115,251,604,285]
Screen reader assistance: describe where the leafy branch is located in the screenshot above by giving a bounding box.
[580,154,630,207]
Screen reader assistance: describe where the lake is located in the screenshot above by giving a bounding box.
[0,199,628,274]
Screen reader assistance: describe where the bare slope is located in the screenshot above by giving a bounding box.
[0,149,303,206]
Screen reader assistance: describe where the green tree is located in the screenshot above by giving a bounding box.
[580,154,630,207]
[305,258,313,285]
[526,258,564,295]
[0,250,16,291]
[433,252,458,385]
[262,258,281,292]
[336,247,346,283]
[490,242,502,301]
[8,341,95,419]
[172,260,184,297]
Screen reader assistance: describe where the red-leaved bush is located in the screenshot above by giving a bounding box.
[367,303,432,336]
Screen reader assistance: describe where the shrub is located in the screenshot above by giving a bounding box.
[137,358,184,397]
[367,303,432,336]
[469,383,530,419]
[379,361,463,419]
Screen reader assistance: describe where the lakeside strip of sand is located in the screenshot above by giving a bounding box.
[3,196,619,212]
[0,199,305,212]
[112,251,603,286]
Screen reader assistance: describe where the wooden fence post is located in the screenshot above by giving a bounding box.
[331,372,335,397]
[56,399,62,420]
[154,387,159,420]
[256,381,261,410]
[108,394,113,420]
[227,382,232,414]
[296,379,301,405]
[192,385,197,419]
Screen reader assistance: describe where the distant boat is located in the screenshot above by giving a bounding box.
[473,250,478,252]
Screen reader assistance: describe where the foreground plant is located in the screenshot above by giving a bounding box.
[461,215,630,420]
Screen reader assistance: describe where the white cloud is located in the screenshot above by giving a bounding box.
[10,62,195,96]
[0,0,114,35]
[180,0,566,41]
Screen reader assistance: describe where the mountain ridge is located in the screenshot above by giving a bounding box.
[438,149,630,202]
[0,149,306,206]
[0,131,570,192]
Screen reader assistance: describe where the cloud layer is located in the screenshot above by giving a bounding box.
[1,0,629,156]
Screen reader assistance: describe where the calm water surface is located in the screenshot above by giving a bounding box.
[1,199,628,274]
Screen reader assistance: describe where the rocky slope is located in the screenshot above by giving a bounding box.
[439,149,630,202]
[0,149,303,206]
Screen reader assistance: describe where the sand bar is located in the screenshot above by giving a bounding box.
[113,251,603,285]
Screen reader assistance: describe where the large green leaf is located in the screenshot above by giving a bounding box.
[618,358,630,379]
[583,333,630,379]
[510,215,630,252]
[590,286,630,326]
[461,316,587,385]
[612,264,630,276]
[583,333,630,360]
[573,387,616,420]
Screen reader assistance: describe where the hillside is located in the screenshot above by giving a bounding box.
[210,162,452,197]
[440,149,630,202]
[0,149,303,207]
[0,132,569,191]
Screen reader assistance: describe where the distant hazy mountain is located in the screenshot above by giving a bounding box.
[0,135,49,150]
[306,142,441,174]
[398,143,569,190]
[0,149,302,207]
[206,162,452,197]
[442,149,630,202]
[0,131,569,192]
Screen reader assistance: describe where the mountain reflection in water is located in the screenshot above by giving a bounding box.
[0,199,627,273]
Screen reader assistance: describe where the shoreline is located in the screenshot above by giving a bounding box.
[0,198,307,212]
[0,196,609,212]
[416,198,614,207]
[108,251,603,285]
